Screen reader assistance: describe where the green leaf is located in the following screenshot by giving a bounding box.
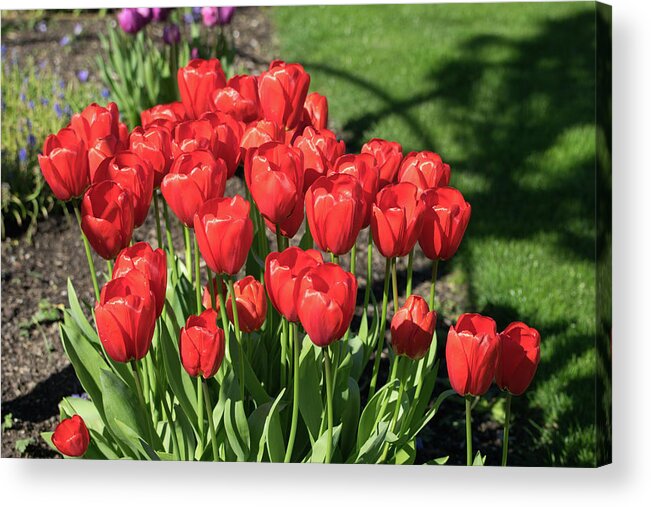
[66,279,97,342]
[339,377,360,459]
[298,340,323,443]
[15,437,33,455]
[308,424,342,463]
[263,388,286,463]
[59,396,104,434]
[224,399,250,461]
[473,451,486,466]
[248,401,274,460]
[394,439,416,465]
[426,455,450,465]
[357,379,397,450]
[354,421,390,464]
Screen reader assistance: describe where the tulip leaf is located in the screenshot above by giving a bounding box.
[354,421,391,464]
[426,456,450,465]
[59,396,104,434]
[114,419,160,461]
[357,379,397,450]
[473,451,486,466]
[228,332,271,406]
[298,340,323,443]
[394,439,417,465]
[408,388,456,441]
[407,360,441,432]
[339,377,360,459]
[263,388,286,463]
[307,424,342,463]
[171,401,196,461]
[224,399,250,461]
[66,279,98,343]
[248,401,274,461]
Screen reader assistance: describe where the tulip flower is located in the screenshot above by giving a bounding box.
[194,195,254,275]
[265,247,324,322]
[202,111,244,178]
[398,151,451,192]
[161,150,227,227]
[117,8,145,34]
[177,58,227,119]
[95,270,157,363]
[212,74,260,123]
[264,197,305,239]
[70,102,121,148]
[446,313,499,397]
[171,118,217,158]
[419,186,471,261]
[240,119,284,157]
[201,6,236,27]
[303,92,328,131]
[371,182,425,258]
[495,322,541,396]
[305,173,365,256]
[129,126,173,188]
[163,24,181,46]
[328,153,379,228]
[152,8,171,22]
[141,101,187,130]
[81,181,135,260]
[295,262,357,347]
[224,276,267,333]
[293,126,346,191]
[87,135,122,180]
[93,151,154,227]
[390,295,437,360]
[52,415,90,457]
[113,242,167,318]
[202,277,227,310]
[38,127,89,201]
[361,138,403,189]
[179,309,226,378]
[245,142,304,225]
[258,60,311,129]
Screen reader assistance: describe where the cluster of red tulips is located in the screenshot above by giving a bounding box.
[41,57,540,465]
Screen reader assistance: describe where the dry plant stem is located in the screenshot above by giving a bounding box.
[202,379,219,461]
[501,393,512,466]
[466,396,473,466]
[73,206,100,300]
[153,191,163,250]
[323,346,334,464]
[227,278,246,403]
[368,257,392,398]
[406,249,414,297]
[284,323,300,463]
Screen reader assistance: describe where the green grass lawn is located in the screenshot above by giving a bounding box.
[273,1,600,466]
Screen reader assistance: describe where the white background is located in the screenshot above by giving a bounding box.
[1,0,649,504]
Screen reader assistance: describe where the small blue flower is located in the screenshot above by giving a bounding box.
[28,100,34,109]
[40,97,49,106]
[36,20,47,33]
[64,104,72,115]
[59,79,65,89]
[54,103,63,118]
[184,13,194,25]
[38,59,47,70]
[1,45,5,57]
[19,92,26,102]
[60,35,70,47]
[101,87,110,99]
[19,148,27,163]
[26,118,32,130]
[77,69,89,83]
[74,23,83,36]
[28,134,36,147]
[192,7,202,21]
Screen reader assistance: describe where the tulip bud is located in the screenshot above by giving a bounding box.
[258,60,311,129]
[52,415,90,457]
[245,142,304,225]
[293,126,345,191]
[141,102,187,130]
[93,151,154,227]
[113,242,167,318]
[419,186,471,261]
[38,127,89,201]
[445,313,499,397]
[117,8,145,34]
[265,247,324,322]
[179,309,226,378]
[398,151,451,192]
[177,58,227,120]
[305,173,365,256]
[303,92,328,131]
[361,138,403,189]
[95,271,157,362]
[81,181,134,260]
[371,182,425,258]
[161,150,227,227]
[129,126,173,188]
[391,295,437,360]
[194,195,254,275]
[328,153,379,228]
[495,322,541,396]
[225,276,267,333]
[295,263,357,347]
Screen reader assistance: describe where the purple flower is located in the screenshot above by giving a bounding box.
[19,92,26,102]
[192,7,202,22]
[201,7,236,27]
[74,23,83,35]
[117,8,145,34]
[40,97,49,106]
[163,24,181,46]
[36,21,47,33]
[28,134,36,147]
[28,100,34,109]
[191,47,199,59]
[54,103,63,118]
[77,69,89,83]
[152,8,171,22]
[183,13,194,25]
[59,79,65,89]
[101,87,110,99]
[60,35,70,47]
[136,8,152,22]
[26,118,32,130]
[19,148,27,163]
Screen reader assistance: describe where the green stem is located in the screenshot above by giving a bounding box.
[227,278,246,403]
[391,257,399,313]
[106,260,113,279]
[194,234,202,313]
[215,274,230,343]
[196,376,204,457]
[207,267,217,310]
[350,243,357,278]
[184,226,192,278]
[406,249,414,298]
[380,359,404,463]
[362,234,373,313]
[502,393,512,466]
[466,397,473,466]
[73,206,100,300]
[161,199,178,281]
[130,360,154,446]
[203,379,219,461]
[429,260,439,310]
[324,346,334,464]
[368,257,392,398]
[284,323,300,463]
[161,394,180,460]
[280,317,288,387]
[153,192,163,250]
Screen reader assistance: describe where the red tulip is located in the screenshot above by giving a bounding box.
[390,295,437,360]
[140,101,187,130]
[113,242,167,318]
[52,415,89,457]
[88,135,122,180]
[328,153,379,227]
[93,151,154,227]
[95,270,157,362]
[303,92,328,131]
[129,125,173,188]
[446,313,499,396]
[495,322,541,395]
[202,111,244,178]
[225,276,267,333]
[161,150,227,227]
[245,142,304,225]
[202,277,227,310]
[38,127,89,201]
[370,182,425,258]
[194,195,254,275]
[419,186,471,261]
[398,151,451,192]
[81,181,134,260]
[361,138,403,189]
[305,173,365,256]
[171,118,217,158]
[264,246,324,322]
[178,58,227,119]
[258,60,311,129]
[240,119,284,157]
[293,126,346,191]
[212,74,260,122]
[264,197,305,239]
[70,102,121,147]
[295,262,357,347]
[179,309,225,378]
